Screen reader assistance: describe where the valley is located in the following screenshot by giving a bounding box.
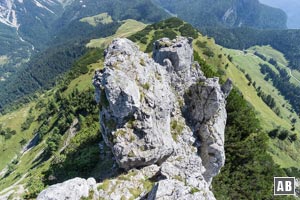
[0,17,298,199]
[0,0,300,199]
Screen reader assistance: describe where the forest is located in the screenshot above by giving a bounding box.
[203,27,300,71]
[259,63,300,114]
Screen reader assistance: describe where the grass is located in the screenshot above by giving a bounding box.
[141,82,150,90]
[248,45,300,86]
[190,35,300,168]
[249,45,288,66]
[86,19,146,49]
[192,35,299,132]
[64,61,103,95]
[224,47,300,131]
[0,103,36,170]
[0,47,105,196]
[118,170,138,181]
[268,139,300,168]
[190,187,200,194]
[291,69,300,86]
[141,178,154,192]
[128,187,142,199]
[0,19,146,197]
[80,13,113,26]
[192,35,221,74]
[170,119,184,142]
[98,179,110,191]
[0,136,48,192]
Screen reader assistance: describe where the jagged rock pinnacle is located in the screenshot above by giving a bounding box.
[38,36,232,200]
[92,37,232,199]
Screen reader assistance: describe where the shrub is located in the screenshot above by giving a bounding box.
[24,176,45,199]
[45,134,61,156]
[21,115,35,131]
[289,134,297,142]
[179,24,198,38]
[278,129,289,140]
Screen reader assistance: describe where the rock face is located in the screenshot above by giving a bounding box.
[38,36,232,200]
[92,37,232,199]
[93,38,176,170]
[37,178,99,200]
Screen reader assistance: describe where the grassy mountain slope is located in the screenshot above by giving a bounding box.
[87,19,147,48]
[249,45,300,85]
[222,47,300,167]
[0,16,122,112]
[0,0,170,112]
[0,0,64,88]
[203,27,300,71]
[55,0,169,30]
[80,13,113,26]
[0,20,145,199]
[185,31,300,168]
[0,18,297,199]
[0,23,32,81]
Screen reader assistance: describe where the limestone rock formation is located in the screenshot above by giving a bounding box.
[93,38,176,170]
[92,37,232,199]
[37,178,99,200]
[38,36,232,200]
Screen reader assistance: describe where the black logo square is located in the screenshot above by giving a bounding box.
[274,177,295,195]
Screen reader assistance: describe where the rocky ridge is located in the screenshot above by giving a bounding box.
[37,36,232,200]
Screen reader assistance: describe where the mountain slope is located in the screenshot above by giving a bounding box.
[187,30,300,169]
[0,20,146,198]
[260,0,300,29]
[0,1,169,112]
[55,0,168,30]
[202,27,300,75]
[0,0,64,81]
[0,18,292,200]
[153,0,287,29]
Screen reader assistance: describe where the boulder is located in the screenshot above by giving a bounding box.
[37,178,98,200]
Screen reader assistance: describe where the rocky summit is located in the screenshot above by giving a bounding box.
[37,36,232,200]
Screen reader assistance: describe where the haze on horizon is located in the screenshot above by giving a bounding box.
[260,0,300,29]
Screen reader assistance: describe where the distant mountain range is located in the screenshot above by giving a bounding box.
[153,0,287,29]
[0,0,63,79]
[0,0,297,110]
[0,0,169,110]
[260,0,300,29]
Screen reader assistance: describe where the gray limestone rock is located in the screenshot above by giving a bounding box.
[147,179,215,200]
[92,36,232,199]
[37,178,99,200]
[152,37,205,94]
[153,37,194,72]
[93,38,176,170]
[39,36,232,200]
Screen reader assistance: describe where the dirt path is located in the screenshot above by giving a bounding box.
[59,118,79,153]
[0,173,27,197]
[233,50,300,85]
[288,68,300,85]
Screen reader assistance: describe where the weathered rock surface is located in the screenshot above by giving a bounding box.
[38,36,232,200]
[37,178,99,200]
[92,37,232,199]
[93,38,176,170]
